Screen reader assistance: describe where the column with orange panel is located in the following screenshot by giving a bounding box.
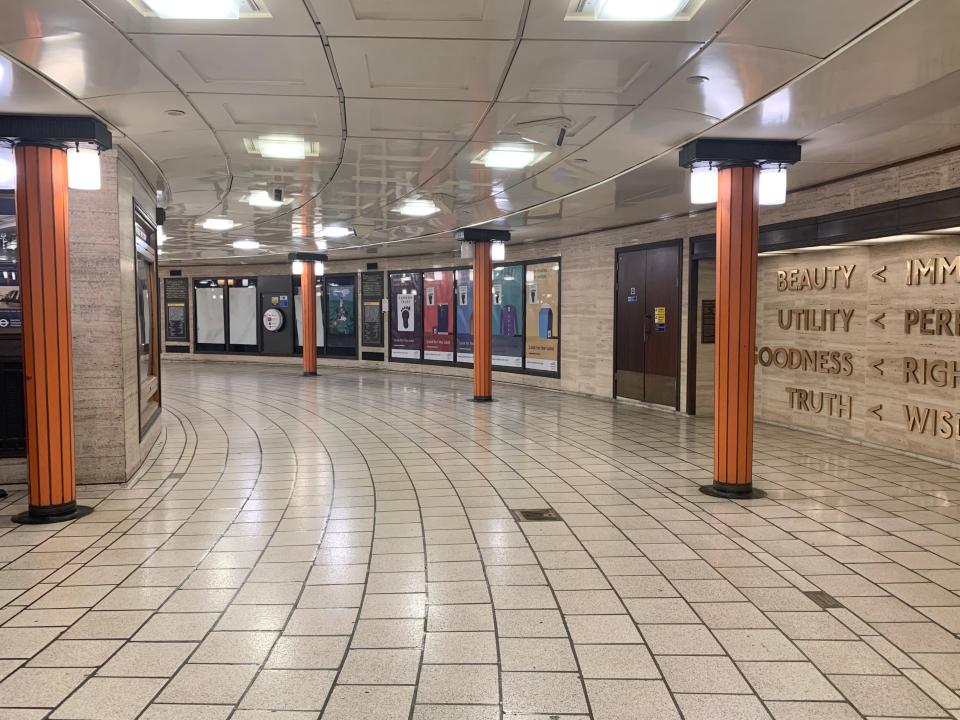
[457,228,509,402]
[3,116,112,522]
[679,139,800,499]
[300,261,318,376]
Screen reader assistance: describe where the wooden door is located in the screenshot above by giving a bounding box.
[615,244,681,408]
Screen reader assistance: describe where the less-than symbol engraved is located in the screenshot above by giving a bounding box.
[872,359,884,376]
[868,404,883,420]
[871,313,886,329]
[872,266,887,283]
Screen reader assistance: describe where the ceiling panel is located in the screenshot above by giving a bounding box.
[523,0,743,42]
[191,94,342,135]
[132,34,337,96]
[331,38,513,101]
[86,91,207,135]
[649,42,817,121]
[472,101,631,145]
[135,128,221,162]
[0,53,86,114]
[499,40,699,105]
[311,0,523,39]
[346,98,486,141]
[87,0,320,37]
[720,0,909,59]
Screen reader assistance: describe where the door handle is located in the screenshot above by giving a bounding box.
[643,315,652,341]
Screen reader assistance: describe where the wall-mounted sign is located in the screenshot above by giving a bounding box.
[701,299,715,344]
[361,271,385,347]
[262,308,284,332]
[164,277,189,342]
[654,306,666,332]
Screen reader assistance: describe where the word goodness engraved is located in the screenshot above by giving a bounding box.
[905,405,960,440]
[757,346,854,376]
[777,265,855,292]
[906,256,960,285]
[778,308,855,332]
[786,388,853,419]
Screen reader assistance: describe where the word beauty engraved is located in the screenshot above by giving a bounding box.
[777,265,855,292]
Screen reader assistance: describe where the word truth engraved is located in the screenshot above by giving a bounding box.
[786,388,853,418]
[906,256,960,285]
[778,308,855,332]
[777,265,855,292]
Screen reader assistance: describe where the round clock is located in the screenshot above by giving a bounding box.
[262,308,284,332]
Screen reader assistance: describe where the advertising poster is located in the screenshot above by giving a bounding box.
[423,270,455,363]
[492,264,524,368]
[326,277,357,353]
[390,272,422,360]
[361,271,385,347]
[0,219,20,335]
[524,261,560,373]
[163,277,189,342]
[455,268,473,364]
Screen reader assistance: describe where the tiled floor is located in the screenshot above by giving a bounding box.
[1,362,959,720]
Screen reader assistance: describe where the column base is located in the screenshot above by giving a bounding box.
[303,371,318,377]
[469,396,495,403]
[13,502,94,525]
[699,483,766,500]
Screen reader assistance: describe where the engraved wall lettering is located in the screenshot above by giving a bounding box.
[776,265,856,292]
[906,256,960,285]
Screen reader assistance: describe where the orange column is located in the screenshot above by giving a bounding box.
[13,144,91,523]
[301,262,317,376]
[472,242,493,401]
[706,165,762,498]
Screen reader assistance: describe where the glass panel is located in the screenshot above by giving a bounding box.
[492,264,523,368]
[196,287,226,344]
[228,285,258,346]
[524,261,560,374]
[325,276,357,352]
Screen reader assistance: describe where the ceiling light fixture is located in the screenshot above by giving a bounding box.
[474,144,549,170]
[232,239,259,250]
[291,259,303,275]
[157,226,166,246]
[315,239,328,251]
[759,164,788,206]
[67,147,101,191]
[247,190,283,208]
[595,0,690,21]
[143,0,241,19]
[689,164,718,205]
[396,198,440,217]
[202,218,235,231]
[315,260,324,276]
[319,226,352,238]
[491,241,506,262]
[245,135,313,161]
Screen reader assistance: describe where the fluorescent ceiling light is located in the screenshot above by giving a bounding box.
[319,226,352,238]
[203,218,235,231]
[0,148,14,190]
[474,144,549,170]
[143,0,240,19]
[759,166,787,206]
[232,239,259,250]
[395,199,440,217]
[244,135,320,161]
[596,0,690,21]
[689,165,717,205]
[247,190,283,208]
[67,148,101,191]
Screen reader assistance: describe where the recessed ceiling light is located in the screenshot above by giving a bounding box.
[596,0,690,20]
[473,144,550,170]
[319,226,352,238]
[247,190,283,208]
[142,0,241,20]
[395,199,440,217]
[687,75,709,84]
[244,135,320,161]
[232,239,259,250]
[202,218,235,231]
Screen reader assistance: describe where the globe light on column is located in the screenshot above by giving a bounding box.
[690,164,718,205]
[491,241,506,262]
[67,147,101,191]
[291,260,304,275]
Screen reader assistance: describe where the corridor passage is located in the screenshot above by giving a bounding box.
[1,362,959,720]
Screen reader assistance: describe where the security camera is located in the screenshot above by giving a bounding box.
[269,185,284,203]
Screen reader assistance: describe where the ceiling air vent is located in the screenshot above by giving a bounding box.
[565,0,706,22]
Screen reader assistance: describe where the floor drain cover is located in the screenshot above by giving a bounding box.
[512,508,562,522]
[804,591,843,609]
